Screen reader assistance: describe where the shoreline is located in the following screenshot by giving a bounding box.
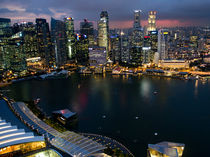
[0,95,134,157]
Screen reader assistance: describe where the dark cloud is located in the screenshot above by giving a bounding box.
[0,0,210,27]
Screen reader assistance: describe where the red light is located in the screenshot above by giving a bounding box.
[144,36,150,39]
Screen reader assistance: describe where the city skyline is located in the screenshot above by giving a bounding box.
[0,0,210,29]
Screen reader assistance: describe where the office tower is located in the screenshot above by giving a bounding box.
[133,10,141,29]
[51,18,67,67]
[80,19,94,46]
[75,34,89,65]
[158,29,169,60]
[109,34,121,62]
[147,11,157,32]
[131,10,143,47]
[0,18,12,69]
[129,47,143,66]
[121,33,130,63]
[18,22,39,59]
[36,18,53,67]
[142,36,154,64]
[0,18,12,38]
[149,31,159,64]
[98,11,109,58]
[64,17,75,60]
[1,31,27,72]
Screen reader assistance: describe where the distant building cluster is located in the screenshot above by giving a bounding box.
[0,10,210,74]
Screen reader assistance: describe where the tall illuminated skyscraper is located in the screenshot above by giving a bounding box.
[133,10,141,29]
[51,18,67,67]
[158,29,169,60]
[131,10,143,47]
[80,19,94,45]
[35,18,52,66]
[147,11,157,32]
[64,17,75,59]
[98,11,109,59]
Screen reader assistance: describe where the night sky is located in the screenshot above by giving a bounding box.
[0,0,210,28]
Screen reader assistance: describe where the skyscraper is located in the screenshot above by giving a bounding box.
[64,17,75,60]
[75,34,89,65]
[0,18,12,69]
[109,34,121,62]
[2,32,27,72]
[158,29,169,61]
[36,18,52,67]
[51,18,67,67]
[98,11,109,59]
[133,10,141,29]
[131,10,143,47]
[0,18,12,38]
[19,22,38,59]
[147,11,157,32]
[80,19,94,45]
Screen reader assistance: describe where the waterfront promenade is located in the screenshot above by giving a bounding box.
[3,97,106,157]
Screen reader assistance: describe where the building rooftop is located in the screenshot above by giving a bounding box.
[0,117,44,149]
[53,109,76,119]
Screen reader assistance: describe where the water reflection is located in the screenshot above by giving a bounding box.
[140,79,151,99]
[194,80,198,97]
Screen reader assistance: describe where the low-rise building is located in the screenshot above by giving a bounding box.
[159,59,189,69]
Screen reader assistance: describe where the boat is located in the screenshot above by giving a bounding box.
[153,91,158,95]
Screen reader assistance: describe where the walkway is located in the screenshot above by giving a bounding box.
[9,101,105,157]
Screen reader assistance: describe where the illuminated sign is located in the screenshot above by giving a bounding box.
[163,32,168,35]
[150,31,158,35]
[142,47,151,50]
[144,36,150,39]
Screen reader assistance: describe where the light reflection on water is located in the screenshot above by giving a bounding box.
[4,74,210,157]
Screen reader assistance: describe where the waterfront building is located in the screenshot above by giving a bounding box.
[0,31,27,72]
[0,117,46,156]
[147,11,157,33]
[158,29,170,60]
[158,59,189,69]
[26,149,62,157]
[35,18,53,67]
[142,47,154,64]
[52,109,77,126]
[75,33,89,65]
[149,31,158,64]
[89,46,107,66]
[129,46,143,66]
[80,19,94,46]
[64,17,75,60]
[109,34,121,63]
[20,22,39,59]
[51,18,67,67]
[98,11,109,58]
[147,141,185,157]
[121,33,130,63]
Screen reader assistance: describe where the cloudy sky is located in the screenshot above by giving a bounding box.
[0,0,210,29]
